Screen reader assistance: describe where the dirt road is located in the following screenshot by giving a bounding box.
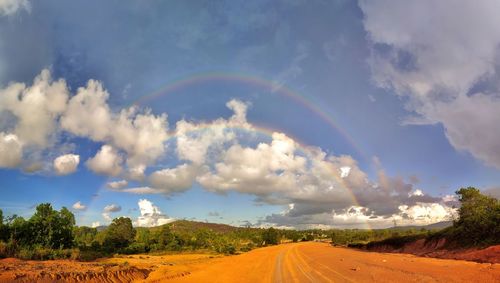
[1,242,498,282]
[167,242,500,283]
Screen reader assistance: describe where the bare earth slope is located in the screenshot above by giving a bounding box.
[1,242,499,282]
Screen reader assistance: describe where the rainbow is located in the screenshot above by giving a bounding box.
[92,72,372,229]
[132,72,365,160]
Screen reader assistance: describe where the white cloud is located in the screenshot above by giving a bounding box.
[102,203,122,222]
[135,199,175,227]
[103,203,121,213]
[409,189,424,197]
[107,180,128,189]
[0,68,458,228]
[398,203,456,225]
[360,0,500,168]
[72,201,86,211]
[0,132,22,168]
[0,0,30,16]
[339,166,351,178]
[86,145,123,176]
[0,69,68,149]
[115,186,162,194]
[91,221,101,228]
[102,213,112,221]
[149,163,198,194]
[53,154,79,175]
[61,80,169,169]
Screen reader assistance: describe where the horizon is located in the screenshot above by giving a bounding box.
[1,0,500,231]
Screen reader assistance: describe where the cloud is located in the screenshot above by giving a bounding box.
[0,69,457,228]
[208,211,220,217]
[0,132,22,168]
[86,145,123,176]
[72,201,86,211]
[0,0,30,16]
[135,199,174,227]
[91,221,101,228]
[60,79,169,169]
[148,164,198,194]
[103,203,121,213]
[0,69,68,149]
[53,154,79,175]
[102,203,121,222]
[359,0,500,168]
[107,180,128,189]
[113,186,162,194]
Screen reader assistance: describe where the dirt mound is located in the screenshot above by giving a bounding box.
[363,238,500,263]
[0,258,150,283]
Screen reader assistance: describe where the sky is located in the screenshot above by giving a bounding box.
[1,0,499,229]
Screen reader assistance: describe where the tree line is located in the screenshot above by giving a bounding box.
[0,186,497,261]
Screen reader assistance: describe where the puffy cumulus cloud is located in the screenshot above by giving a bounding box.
[0,69,457,228]
[91,221,101,228]
[107,180,128,190]
[359,0,500,168]
[0,69,68,149]
[0,70,168,172]
[175,99,250,165]
[135,199,174,227]
[0,0,30,16]
[149,164,198,194]
[86,145,123,176]
[198,132,306,195]
[72,201,86,211]
[226,99,250,124]
[53,154,79,175]
[61,80,169,169]
[398,203,456,225]
[60,80,112,142]
[0,132,22,168]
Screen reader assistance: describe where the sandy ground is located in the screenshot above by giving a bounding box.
[0,242,499,282]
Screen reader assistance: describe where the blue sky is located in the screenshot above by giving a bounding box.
[1,0,499,229]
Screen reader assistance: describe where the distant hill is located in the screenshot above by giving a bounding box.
[167,220,242,233]
[389,221,453,231]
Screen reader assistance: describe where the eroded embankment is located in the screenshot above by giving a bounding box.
[0,258,151,283]
[361,238,500,263]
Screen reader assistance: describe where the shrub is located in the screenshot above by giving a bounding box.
[17,248,35,260]
[0,242,9,258]
[221,244,236,255]
[76,250,104,261]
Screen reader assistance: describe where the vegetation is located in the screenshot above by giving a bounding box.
[0,187,497,261]
[355,187,500,249]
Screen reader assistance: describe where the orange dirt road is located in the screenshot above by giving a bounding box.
[167,242,500,283]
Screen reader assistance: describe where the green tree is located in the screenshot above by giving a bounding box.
[103,217,136,250]
[0,209,7,242]
[28,203,75,248]
[262,227,279,245]
[454,187,500,245]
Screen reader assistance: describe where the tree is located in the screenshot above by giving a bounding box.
[453,187,500,245]
[28,203,75,248]
[0,209,6,242]
[262,227,279,245]
[103,217,136,250]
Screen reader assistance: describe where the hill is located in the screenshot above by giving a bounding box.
[389,221,453,231]
[166,220,243,233]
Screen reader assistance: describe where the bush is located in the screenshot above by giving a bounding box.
[0,242,9,258]
[76,250,104,261]
[121,242,147,254]
[221,244,236,255]
[17,248,35,260]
